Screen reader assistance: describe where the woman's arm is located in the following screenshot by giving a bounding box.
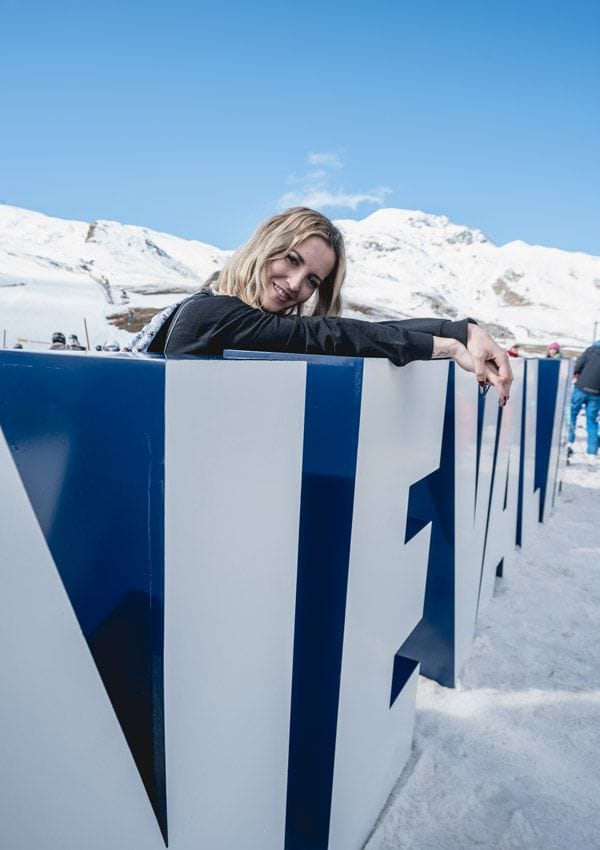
[163,293,436,366]
[161,293,511,403]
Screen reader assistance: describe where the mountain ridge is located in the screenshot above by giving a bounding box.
[1,204,598,350]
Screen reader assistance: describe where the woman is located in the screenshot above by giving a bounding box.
[134,208,512,404]
[545,342,563,358]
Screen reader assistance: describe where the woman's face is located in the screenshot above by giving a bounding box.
[260,235,336,314]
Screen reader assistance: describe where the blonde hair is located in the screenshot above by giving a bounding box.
[211,207,346,316]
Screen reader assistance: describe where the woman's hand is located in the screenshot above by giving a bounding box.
[432,336,511,406]
[466,323,513,405]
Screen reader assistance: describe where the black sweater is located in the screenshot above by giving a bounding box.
[148,290,472,367]
[574,344,600,394]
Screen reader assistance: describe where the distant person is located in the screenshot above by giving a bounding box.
[49,332,66,350]
[67,334,86,351]
[131,207,512,405]
[545,342,562,358]
[568,340,600,468]
[507,343,522,358]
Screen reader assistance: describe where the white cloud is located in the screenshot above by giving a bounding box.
[286,169,327,185]
[279,187,393,211]
[307,152,344,169]
[278,152,393,212]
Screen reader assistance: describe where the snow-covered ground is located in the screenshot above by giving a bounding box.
[365,431,600,850]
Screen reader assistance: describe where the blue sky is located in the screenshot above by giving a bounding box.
[1,0,598,253]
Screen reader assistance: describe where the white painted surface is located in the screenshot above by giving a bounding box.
[163,360,307,850]
[0,429,164,850]
[544,359,572,521]
[520,359,541,547]
[328,359,448,850]
[479,359,525,609]
[454,368,500,679]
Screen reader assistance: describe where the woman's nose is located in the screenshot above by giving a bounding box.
[288,271,302,291]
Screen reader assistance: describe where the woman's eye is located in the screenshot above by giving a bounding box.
[287,253,298,266]
[308,277,320,289]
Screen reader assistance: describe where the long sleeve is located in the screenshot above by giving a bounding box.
[573,349,589,376]
[160,294,435,366]
[380,317,473,347]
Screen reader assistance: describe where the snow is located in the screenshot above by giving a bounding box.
[1,204,599,352]
[365,436,600,850]
[0,205,228,349]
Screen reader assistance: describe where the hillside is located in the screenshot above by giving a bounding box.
[1,204,598,350]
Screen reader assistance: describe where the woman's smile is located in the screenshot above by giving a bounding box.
[272,282,293,303]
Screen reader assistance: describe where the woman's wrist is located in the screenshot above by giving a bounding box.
[431,336,460,359]
[439,318,471,348]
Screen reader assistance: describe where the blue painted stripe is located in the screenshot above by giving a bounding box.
[284,357,363,850]
[476,405,502,616]
[474,389,486,514]
[516,361,527,547]
[535,360,560,522]
[0,351,168,844]
[400,365,455,687]
[389,652,419,707]
[550,366,570,510]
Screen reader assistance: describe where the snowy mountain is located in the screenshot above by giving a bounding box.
[1,204,599,351]
[339,209,600,349]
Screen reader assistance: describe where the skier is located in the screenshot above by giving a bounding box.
[568,341,600,468]
[67,334,86,351]
[49,332,67,350]
[102,340,121,352]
